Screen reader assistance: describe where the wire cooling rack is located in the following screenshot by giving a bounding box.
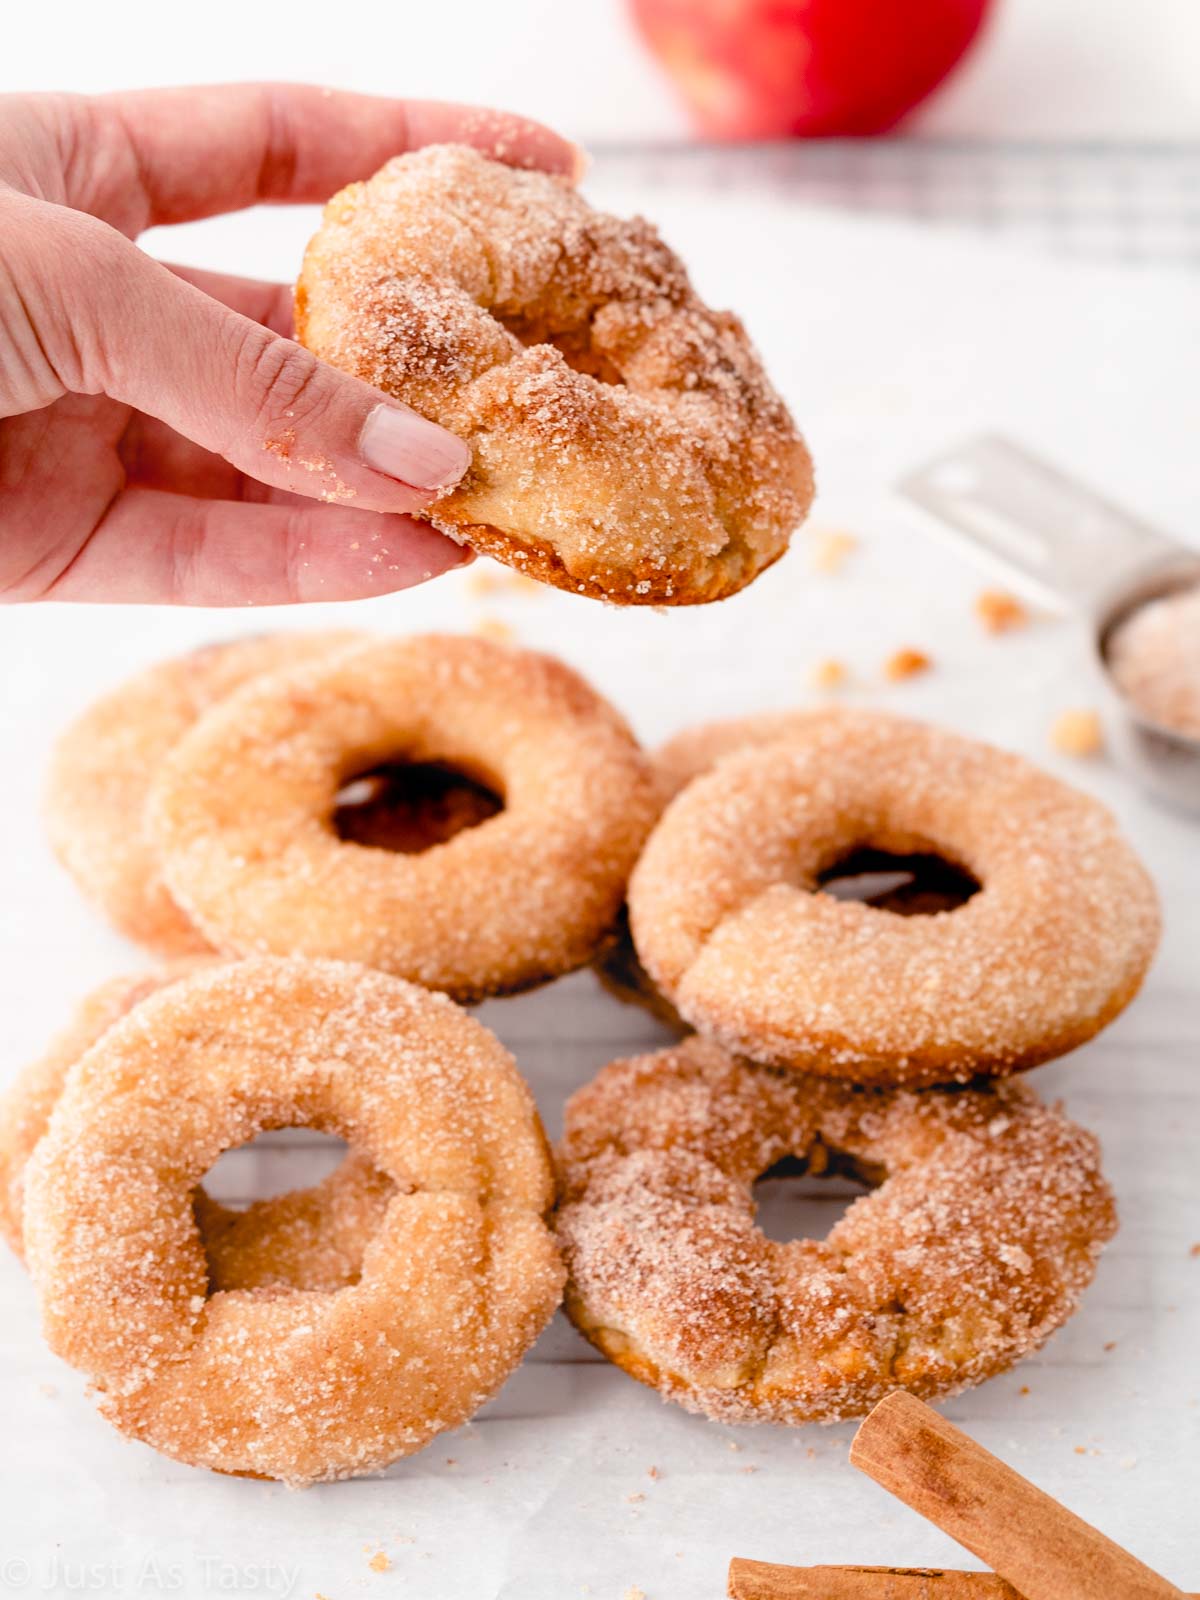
[591,140,1200,269]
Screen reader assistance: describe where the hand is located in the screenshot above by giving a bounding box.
[0,85,579,604]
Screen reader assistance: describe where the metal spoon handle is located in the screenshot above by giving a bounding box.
[896,436,1182,614]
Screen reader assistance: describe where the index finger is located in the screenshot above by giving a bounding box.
[99,83,583,228]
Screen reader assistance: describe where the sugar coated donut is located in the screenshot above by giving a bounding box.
[296,145,813,604]
[149,634,661,1001]
[628,715,1159,1084]
[22,958,563,1485]
[654,706,865,802]
[45,632,360,953]
[0,965,392,1290]
[556,1037,1116,1424]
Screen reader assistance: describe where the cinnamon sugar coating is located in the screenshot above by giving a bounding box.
[556,1038,1117,1424]
[148,635,660,1001]
[44,632,361,953]
[653,706,867,802]
[296,145,813,604]
[22,959,563,1485]
[597,708,881,1023]
[0,964,392,1290]
[628,715,1159,1085]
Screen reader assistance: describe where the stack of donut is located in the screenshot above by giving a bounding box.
[5,630,660,1484]
[562,705,1159,1426]
[2,633,1159,1485]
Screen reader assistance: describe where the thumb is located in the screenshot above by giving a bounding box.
[45,204,471,515]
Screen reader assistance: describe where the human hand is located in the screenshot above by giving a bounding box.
[0,84,579,604]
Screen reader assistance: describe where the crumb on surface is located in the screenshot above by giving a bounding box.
[975,589,1029,634]
[469,568,541,599]
[883,647,932,682]
[808,658,848,691]
[809,528,858,574]
[1050,708,1104,757]
[368,1550,391,1573]
[623,1588,646,1600]
[473,616,516,643]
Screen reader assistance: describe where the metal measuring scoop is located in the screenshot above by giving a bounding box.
[897,436,1200,816]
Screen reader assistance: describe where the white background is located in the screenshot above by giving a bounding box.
[2,0,1200,143]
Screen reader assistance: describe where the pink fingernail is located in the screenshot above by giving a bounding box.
[360,403,470,492]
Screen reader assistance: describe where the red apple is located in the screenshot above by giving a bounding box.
[629,0,993,138]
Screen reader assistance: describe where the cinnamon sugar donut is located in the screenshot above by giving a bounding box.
[596,708,897,1023]
[296,145,813,604]
[556,1037,1117,1424]
[0,965,392,1289]
[628,715,1159,1084]
[45,632,360,953]
[22,959,563,1485]
[149,635,660,1001]
[654,706,867,801]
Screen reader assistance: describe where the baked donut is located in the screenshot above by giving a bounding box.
[45,632,360,953]
[296,145,813,604]
[596,708,906,1023]
[22,959,563,1485]
[628,715,1159,1084]
[0,964,392,1289]
[148,634,661,1001]
[556,1037,1117,1425]
[654,706,863,802]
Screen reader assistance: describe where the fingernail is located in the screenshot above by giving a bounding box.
[361,403,470,491]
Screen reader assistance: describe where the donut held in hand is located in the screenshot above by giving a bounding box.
[297,145,813,604]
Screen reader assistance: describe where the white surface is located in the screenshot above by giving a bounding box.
[1,196,1199,1595]
[2,0,1199,142]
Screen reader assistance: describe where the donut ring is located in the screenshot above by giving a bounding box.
[296,145,813,605]
[148,635,661,1001]
[0,965,392,1289]
[654,706,865,802]
[595,708,862,1020]
[23,958,563,1485]
[628,715,1159,1084]
[45,632,360,953]
[556,1037,1117,1425]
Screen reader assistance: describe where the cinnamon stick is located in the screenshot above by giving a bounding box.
[849,1392,1186,1600]
[727,1564,1198,1600]
[728,1560,1021,1597]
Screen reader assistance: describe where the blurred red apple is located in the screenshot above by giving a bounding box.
[629,0,993,138]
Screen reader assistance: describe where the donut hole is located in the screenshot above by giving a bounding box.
[816,847,981,916]
[333,760,504,852]
[200,1128,348,1206]
[500,314,626,385]
[753,1151,876,1244]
